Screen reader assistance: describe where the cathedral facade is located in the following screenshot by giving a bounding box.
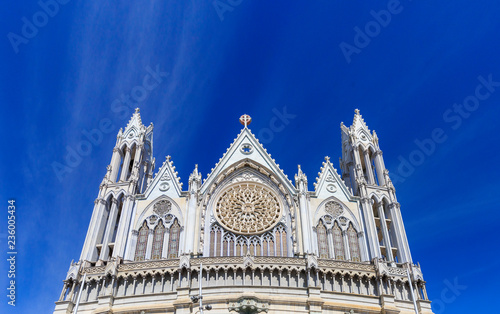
[54,109,433,314]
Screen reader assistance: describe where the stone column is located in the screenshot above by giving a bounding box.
[67,280,76,302]
[113,195,135,258]
[298,190,312,254]
[110,147,122,182]
[125,230,139,261]
[389,203,412,263]
[80,198,108,262]
[132,276,137,295]
[162,228,170,259]
[377,203,394,261]
[327,229,335,259]
[59,281,68,301]
[342,230,351,261]
[360,198,380,259]
[373,151,386,186]
[119,147,131,181]
[123,278,128,297]
[145,229,154,260]
[363,150,375,184]
[358,231,369,262]
[348,162,358,194]
[99,199,119,261]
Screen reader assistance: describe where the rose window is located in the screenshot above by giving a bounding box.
[215,183,282,234]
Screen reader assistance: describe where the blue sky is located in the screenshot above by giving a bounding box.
[1,1,499,312]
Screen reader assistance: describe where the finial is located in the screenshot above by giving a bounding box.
[324,156,330,162]
[239,114,252,128]
[135,108,140,113]
[354,109,360,115]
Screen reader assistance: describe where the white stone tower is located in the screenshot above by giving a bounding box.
[79,108,155,266]
[339,109,412,264]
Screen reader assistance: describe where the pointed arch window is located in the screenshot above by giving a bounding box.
[347,224,361,262]
[167,219,181,259]
[281,229,287,257]
[229,237,235,256]
[263,237,269,256]
[216,228,222,257]
[151,220,166,260]
[134,221,149,261]
[275,229,282,257]
[317,220,329,259]
[210,228,215,257]
[333,221,345,260]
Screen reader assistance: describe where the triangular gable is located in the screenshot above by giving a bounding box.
[313,156,354,202]
[350,109,375,143]
[201,127,295,194]
[144,156,183,199]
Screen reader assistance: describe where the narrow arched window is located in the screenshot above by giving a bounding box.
[134,221,149,261]
[281,229,287,257]
[229,238,235,256]
[167,219,180,259]
[317,220,329,259]
[347,224,361,262]
[223,239,228,256]
[210,228,215,257]
[151,220,166,260]
[333,221,345,260]
[263,237,269,256]
[216,228,222,257]
[275,229,282,257]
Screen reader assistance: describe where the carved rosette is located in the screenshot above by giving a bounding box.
[325,201,343,217]
[153,200,171,216]
[215,183,282,235]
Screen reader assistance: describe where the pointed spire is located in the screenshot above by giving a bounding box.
[124,107,145,132]
[295,164,308,191]
[351,108,370,133]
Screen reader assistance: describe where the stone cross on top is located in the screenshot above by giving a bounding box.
[239,114,252,128]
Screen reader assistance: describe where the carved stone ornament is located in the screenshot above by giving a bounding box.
[325,201,343,217]
[323,215,333,224]
[326,174,335,182]
[215,183,282,235]
[148,215,158,224]
[326,184,337,193]
[339,216,348,226]
[153,200,172,216]
[232,171,262,184]
[228,297,269,314]
[159,182,170,191]
[161,174,171,181]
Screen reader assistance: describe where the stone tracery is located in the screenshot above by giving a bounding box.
[215,183,282,234]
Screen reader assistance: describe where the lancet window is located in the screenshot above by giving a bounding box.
[333,221,345,260]
[347,223,361,262]
[134,221,149,261]
[151,221,166,260]
[167,219,181,259]
[209,223,288,257]
[317,220,329,258]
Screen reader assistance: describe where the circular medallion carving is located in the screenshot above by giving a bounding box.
[214,183,282,234]
[325,201,343,217]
